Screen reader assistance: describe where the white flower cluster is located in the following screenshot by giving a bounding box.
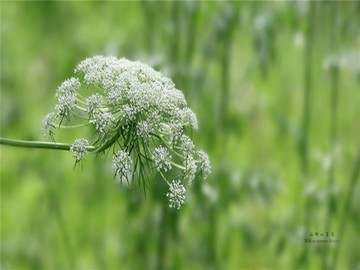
[90,112,115,136]
[113,150,132,183]
[152,146,172,172]
[167,180,186,210]
[70,138,89,162]
[197,150,211,179]
[136,120,152,140]
[56,77,81,97]
[184,155,197,184]
[86,93,103,116]
[181,134,195,157]
[42,56,211,209]
[54,77,80,118]
[41,112,56,137]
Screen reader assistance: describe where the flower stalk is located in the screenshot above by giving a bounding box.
[0,137,95,152]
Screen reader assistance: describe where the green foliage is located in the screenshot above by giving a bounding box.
[1,1,359,269]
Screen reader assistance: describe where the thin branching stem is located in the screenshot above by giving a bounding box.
[150,132,184,159]
[58,123,91,129]
[159,171,170,185]
[171,161,186,170]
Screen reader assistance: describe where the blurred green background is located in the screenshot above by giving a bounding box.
[1,1,359,269]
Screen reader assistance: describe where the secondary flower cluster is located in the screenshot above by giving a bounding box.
[42,56,211,209]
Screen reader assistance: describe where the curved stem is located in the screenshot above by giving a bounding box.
[75,105,87,112]
[75,96,87,105]
[0,137,95,152]
[171,161,185,170]
[58,123,91,129]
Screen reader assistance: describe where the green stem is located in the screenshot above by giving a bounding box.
[300,1,315,268]
[183,2,200,91]
[159,171,170,185]
[140,0,154,53]
[323,3,340,268]
[171,161,186,170]
[0,137,95,151]
[330,149,360,270]
[59,123,91,129]
[46,182,75,269]
[75,105,87,112]
[95,130,120,153]
[219,4,237,133]
[169,1,181,86]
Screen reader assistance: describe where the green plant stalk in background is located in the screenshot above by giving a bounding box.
[169,1,182,87]
[218,7,237,133]
[323,3,340,268]
[45,182,75,269]
[183,1,200,91]
[140,0,155,54]
[330,149,360,270]
[300,1,315,268]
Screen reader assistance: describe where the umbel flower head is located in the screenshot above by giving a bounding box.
[167,180,186,210]
[42,55,211,209]
[70,138,89,163]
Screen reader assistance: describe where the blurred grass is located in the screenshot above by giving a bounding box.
[1,1,359,269]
